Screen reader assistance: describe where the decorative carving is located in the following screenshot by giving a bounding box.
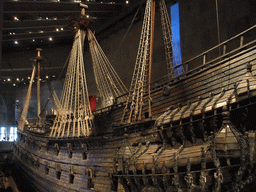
[172,153,180,190]
[184,157,193,190]
[81,143,88,151]
[56,164,61,172]
[69,165,74,174]
[113,159,117,174]
[132,162,141,188]
[214,168,223,192]
[45,161,50,174]
[67,143,72,151]
[201,116,208,142]
[199,172,207,190]
[189,116,196,144]
[241,108,249,133]
[67,143,73,158]
[179,122,186,145]
[54,143,60,156]
[142,162,148,185]
[151,156,158,186]
[86,168,94,189]
[162,161,169,190]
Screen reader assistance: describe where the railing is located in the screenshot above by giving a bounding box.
[179,24,256,75]
[94,25,256,115]
[151,24,256,91]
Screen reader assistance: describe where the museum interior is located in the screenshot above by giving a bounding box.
[1,0,256,191]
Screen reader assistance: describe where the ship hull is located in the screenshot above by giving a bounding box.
[13,43,256,191]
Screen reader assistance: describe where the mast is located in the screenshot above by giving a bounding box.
[36,48,42,127]
[147,0,155,119]
[121,0,154,123]
[50,3,93,138]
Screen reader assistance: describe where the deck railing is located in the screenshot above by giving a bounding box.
[94,25,256,114]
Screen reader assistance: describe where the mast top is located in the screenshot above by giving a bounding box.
[36,48,42,57]
[35,48,44,61]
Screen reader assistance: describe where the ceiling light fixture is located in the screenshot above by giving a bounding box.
[56,28,59,32]
[49,37,53,41]
[126,1,129,4]
[61,28,64,31]
[14,41,18,44]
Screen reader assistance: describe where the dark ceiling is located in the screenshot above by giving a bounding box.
[1,0,140,51]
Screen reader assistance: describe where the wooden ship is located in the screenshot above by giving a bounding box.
[13,0,256,191]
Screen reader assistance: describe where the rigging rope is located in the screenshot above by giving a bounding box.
[111,3,142,64]
[160,0,184,77]
[215,0,221,57]
[121,0,184,123]
[50,29,93,138]
[18,64,36,132]
[88,29,128,106]
[121,0,153,123]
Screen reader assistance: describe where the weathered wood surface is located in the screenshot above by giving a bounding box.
[13,42,256,192]
[95,47,256,131]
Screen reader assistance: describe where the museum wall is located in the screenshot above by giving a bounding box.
[179,0,256,70]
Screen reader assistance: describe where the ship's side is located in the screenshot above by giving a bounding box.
[13,37,256,191]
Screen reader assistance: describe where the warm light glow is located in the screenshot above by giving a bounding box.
[86,15,90,18]
[61,28,64,31]
[14,16,19,21]
[46,75,49,79]
[56,28,59,32]
[40,30,44,33]
[32,39,35,42]
[13,32,15,35]
[16,78,20,81]
[7,78,11,81]
[13,84,16,86]
[49,37,53,41]
[126,1,129,4]
[14,41,18,44]
[28,77,31,79]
